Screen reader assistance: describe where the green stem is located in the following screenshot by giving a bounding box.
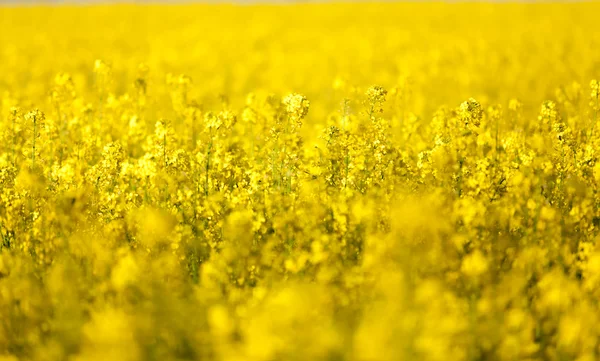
[457,155,463,198]
[164,133,168,168]
[205,136,212,197]
[345,152,350,188]
[32,114,37,170]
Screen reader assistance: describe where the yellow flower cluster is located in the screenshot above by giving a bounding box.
[1,3,600,361]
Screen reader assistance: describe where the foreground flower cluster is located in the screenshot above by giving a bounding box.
[1,3,600,361]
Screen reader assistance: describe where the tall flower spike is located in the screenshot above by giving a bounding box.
[283,93,310,128]
[365,85,387,119]
[24,109,45,170]
[459,98,483,128]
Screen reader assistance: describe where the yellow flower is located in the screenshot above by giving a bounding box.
[461,250,489,278]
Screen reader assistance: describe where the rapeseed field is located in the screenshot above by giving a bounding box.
[1,3,600,360]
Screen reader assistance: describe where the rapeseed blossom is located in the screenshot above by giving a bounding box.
[1,3,600,361]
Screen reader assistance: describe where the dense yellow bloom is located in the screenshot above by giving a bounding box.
[1,2,600,361]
